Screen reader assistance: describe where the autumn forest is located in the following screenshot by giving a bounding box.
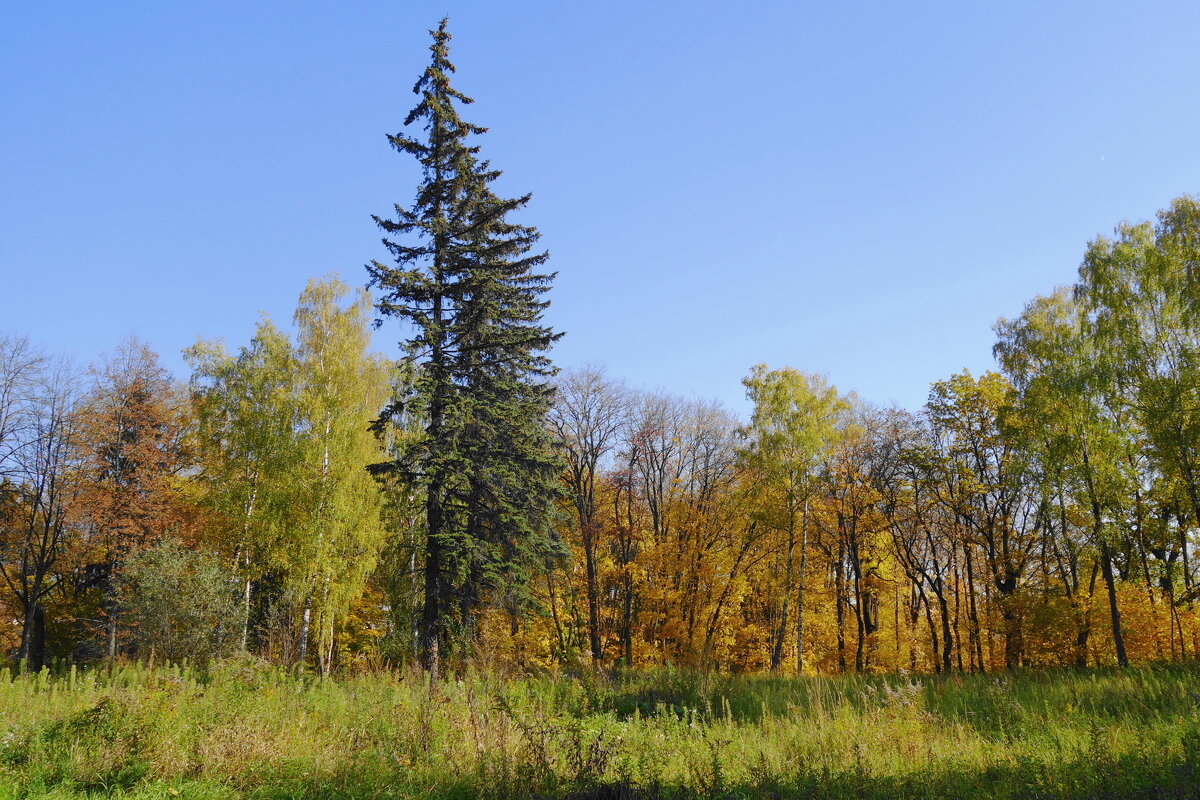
[3,25,1200,683]
[8,212,1200,677]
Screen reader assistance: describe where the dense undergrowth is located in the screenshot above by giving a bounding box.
[1,660,1199,799]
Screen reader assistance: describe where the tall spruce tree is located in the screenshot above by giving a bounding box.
[367,19,564,674]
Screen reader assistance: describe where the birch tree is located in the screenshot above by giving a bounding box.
[738,365,844,672]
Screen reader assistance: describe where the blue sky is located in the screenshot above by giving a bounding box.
[3,1,1200,416]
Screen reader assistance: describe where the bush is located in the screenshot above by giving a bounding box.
[122,541,240,663]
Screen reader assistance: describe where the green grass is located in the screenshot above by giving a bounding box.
[1,659,1198,798]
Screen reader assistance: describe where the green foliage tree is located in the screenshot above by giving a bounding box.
[186,318,297,651]
[1065,195,1200,663]
[367,19,565,673]
[1075,198,1200,532]
[188,277,389,671]
[994,289,1132,666]
[738,365,844,672]
[288,277,391,672]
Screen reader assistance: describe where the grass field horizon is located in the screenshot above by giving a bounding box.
[2,659,1199,799]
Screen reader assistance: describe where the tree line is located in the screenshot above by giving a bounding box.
[1,19,1198,674]
[0,278,388,670]
[537,197,1200,674]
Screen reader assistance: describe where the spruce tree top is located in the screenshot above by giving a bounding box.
[366,18,560,391]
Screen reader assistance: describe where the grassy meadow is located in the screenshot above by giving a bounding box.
[0,661,1198,799]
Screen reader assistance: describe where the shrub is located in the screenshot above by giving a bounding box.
[122,541,239,663]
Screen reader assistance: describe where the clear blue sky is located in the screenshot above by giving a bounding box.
[3,1,1200,416]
